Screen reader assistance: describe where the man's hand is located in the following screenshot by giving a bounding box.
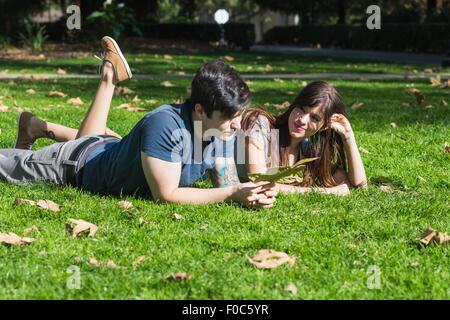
[230,182,278,209]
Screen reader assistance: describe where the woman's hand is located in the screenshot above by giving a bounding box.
[328,114,353,140]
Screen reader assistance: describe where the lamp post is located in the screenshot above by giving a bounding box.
[214,9,229,47]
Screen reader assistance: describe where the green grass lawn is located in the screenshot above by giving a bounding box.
[0,74,449,299]
[1,49,449,75]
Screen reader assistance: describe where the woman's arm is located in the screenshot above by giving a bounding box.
[328,114,368,188]
[247,140,350,196]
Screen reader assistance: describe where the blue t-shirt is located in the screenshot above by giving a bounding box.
[80,101,234,198]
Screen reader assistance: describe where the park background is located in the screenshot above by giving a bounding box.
[0,0,448,299]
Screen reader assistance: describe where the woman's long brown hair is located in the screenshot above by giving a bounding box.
[241,81,348,187]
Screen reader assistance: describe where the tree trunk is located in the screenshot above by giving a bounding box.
[337,0,346,24]
[125,0,158,22]
[180,0,196,19]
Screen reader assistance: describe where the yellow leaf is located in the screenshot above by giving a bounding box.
[248,157,319,183]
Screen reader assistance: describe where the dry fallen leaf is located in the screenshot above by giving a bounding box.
[405,88,425,104]
[14,198,36,206]
[36,199,60,212]
[118,200,133,210]
[379,185,395,193]
[390,122,397,128]
[419,227,450,246]
[89,258,117,268]
[200,224,209,230]
[168,272,191,281]
[0,232,36,245]
[358,146,370,154]
[56,68,67,75]
[444,141,450,155]
[146,99,159,105]
[441,100,448,107]
[351,102,364,110]
[223,55,235,62]
[173,213,183,221]
[273,78,284,83]
[423,68,433,73]
[273,101,290,110]
[132,256,148,267]
[248,249,296,269]
[0,103,9,112]
[23,226,39,236]
[285,283,298,295]
[67,97,83,106]
[121,205,154,225]
[114,86,135,95]
[15,198,60,212]
[161,81,175,88]
[67,219,98,239]
[131,95,141,102]
[48,90,67,98]
[26,89,36,95]
[163,54,173,60]
[429,74,441,87]
[264,64,273,72]
[117,103,146,112]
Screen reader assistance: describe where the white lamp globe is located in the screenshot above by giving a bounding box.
[214,9,229,25]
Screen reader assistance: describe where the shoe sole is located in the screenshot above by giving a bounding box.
[102,36,133,80]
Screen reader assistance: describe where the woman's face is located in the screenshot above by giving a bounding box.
[288,105,326,140]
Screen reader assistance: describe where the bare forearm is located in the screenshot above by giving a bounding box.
[160,186,236,205]
[343,134,367,187]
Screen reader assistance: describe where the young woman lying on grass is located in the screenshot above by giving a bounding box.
[235,80,368,196]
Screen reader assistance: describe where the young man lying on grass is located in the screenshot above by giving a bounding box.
[1,36,277,209]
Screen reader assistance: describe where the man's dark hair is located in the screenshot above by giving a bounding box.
[190,60,251,119]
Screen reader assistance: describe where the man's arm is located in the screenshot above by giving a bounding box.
[140,152,276,207]
[208,157,241,188]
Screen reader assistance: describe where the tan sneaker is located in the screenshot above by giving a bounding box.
[100,36,132,83]
[14,112,36,150]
